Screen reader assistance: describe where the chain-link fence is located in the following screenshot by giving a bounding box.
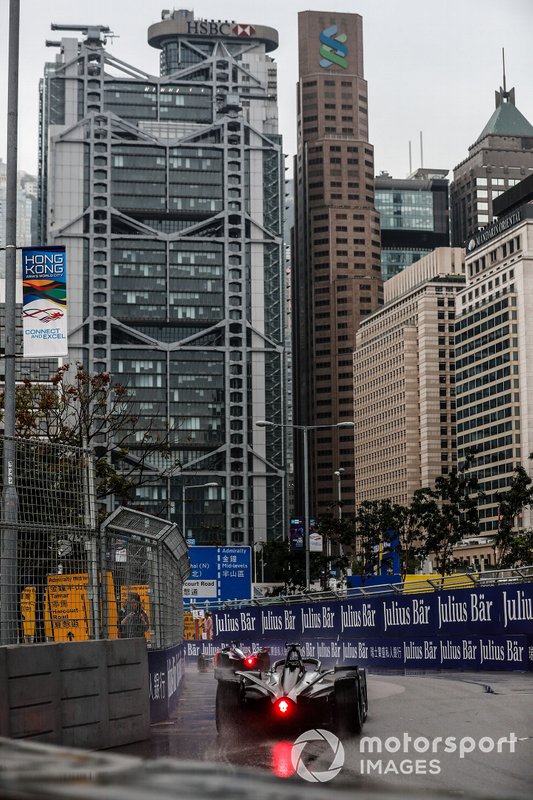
[0,437,189,648]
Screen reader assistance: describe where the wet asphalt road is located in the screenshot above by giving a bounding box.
[112,668,533,799]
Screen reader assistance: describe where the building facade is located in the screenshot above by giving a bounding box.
[456,194,533,554]
[292,10,383,520]
[0,159,37,278]
[38,11,287,545]
[375,168,450,282]
[450,82,533,247]
[354,248,465,508]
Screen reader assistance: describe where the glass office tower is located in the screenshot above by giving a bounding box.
[38,12,287,545]
[375,168,450,282]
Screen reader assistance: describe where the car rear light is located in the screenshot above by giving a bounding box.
[245,656,256,667]
[276,698,291,715]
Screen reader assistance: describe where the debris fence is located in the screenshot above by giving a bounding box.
[0,437,189,648]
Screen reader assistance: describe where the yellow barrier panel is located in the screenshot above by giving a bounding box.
[46,573,90,641]
[183,610,196,640]
[20,586,36,641]
[104,572,119,639]
[403,573,478,593]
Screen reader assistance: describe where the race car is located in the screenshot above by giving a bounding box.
[214,642,271,678]
[215,642,368,737]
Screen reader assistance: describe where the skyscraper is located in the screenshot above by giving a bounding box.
[38,11,287,546]
[375,168,450,282]
[450,79,533,247]
[292,11,382,519]
[354,248,464,509]
[0,159,36,278]
[456,180,533,554]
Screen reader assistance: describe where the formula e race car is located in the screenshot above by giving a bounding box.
[215,642,368,737]
[214,642,271,678]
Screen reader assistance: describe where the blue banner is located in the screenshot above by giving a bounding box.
[183,582,533,671]
[148,643,185,722]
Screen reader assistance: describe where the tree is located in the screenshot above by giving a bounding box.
[354,499,403,584]
[422,449,482,577]
[395,490,433,579]
[494,462,533,568]
[0,362,172,505]
[258,540,306,595]
[311,514,355,589]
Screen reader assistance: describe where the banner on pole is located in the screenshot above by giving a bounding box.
[22,246,68,357]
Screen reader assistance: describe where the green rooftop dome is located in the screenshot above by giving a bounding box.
[476,86,533,143]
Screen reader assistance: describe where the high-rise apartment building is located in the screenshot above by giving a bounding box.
[353,248,465,508]
[375,168,450,281]
[450,80,533,246]
[0,159,36,278]
[38,11,287,545]
[292,11,383,520]
[456,179,533,556]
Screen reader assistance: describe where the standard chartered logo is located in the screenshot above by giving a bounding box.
[319,25,348,69]
[291,728,345,782]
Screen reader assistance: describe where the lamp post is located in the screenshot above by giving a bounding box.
[181,482,218,541]
[334,468,345,521]
[1,0,20,646]
[256,420,354,590]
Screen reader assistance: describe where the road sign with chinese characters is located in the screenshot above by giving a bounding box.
[184,546,252,603]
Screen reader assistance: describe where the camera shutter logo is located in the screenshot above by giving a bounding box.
[291,728,345,782]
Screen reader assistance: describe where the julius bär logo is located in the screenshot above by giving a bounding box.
[319,25,348,69]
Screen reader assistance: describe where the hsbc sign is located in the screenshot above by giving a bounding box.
[186,19,256,37]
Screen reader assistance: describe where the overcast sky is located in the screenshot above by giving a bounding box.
[1,0,533,179]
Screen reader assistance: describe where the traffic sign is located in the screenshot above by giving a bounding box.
[184,546,252,603]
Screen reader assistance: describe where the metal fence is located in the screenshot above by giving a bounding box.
[188,564,533,612]
[0,437,189,648]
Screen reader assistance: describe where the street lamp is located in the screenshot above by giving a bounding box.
[181,482,219,541]
[256,420,354,590]
[334,468,345,521]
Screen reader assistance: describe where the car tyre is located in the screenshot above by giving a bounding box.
[215,680,241,735]
[334,675,363,736]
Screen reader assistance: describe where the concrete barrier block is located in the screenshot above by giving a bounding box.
[6,643,57,676]
[108,715,150,746]
[60,640,103,671]
[61,667,101,699]
[10,704,59,742]
[61,696,102,728]
[62,721,103,750]
[108,662,145,693]
[8,674,59,709]
[108,689,145,720]
[105,638,145,666]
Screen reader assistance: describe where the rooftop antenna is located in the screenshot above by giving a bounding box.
[419,130,424,169]
[502,47,507,94]
[50,23,116,45]
[408,140,412,175]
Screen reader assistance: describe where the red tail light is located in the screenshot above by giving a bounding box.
[245,656,256,667]
[276,698,291,715]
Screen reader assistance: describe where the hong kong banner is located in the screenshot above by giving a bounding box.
[22,246,68,357]
[183,582,533,671]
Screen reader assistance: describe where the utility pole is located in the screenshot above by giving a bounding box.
[1,0,20,645]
